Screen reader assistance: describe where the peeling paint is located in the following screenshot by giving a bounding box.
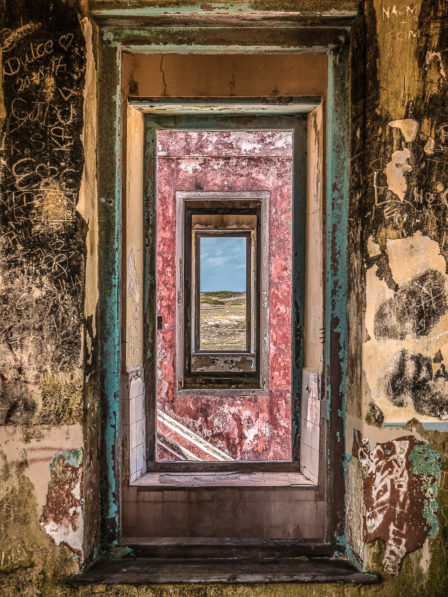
[354,432,441,575]
[384,148,412,201]
[39,448,84,558]
[388,118,420,143]
[156,130,293,461]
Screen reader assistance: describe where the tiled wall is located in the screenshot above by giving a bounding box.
[128,372,146,483]
[300,369,322,484]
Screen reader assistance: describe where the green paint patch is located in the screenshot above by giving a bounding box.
[408,442,442,537]
[0,451,78,595]
[52,448,84,471]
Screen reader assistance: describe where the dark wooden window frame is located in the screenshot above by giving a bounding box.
[194,230,252,355]
[178,193,269,390]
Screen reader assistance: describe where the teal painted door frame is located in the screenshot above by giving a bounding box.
[96,49,349,553]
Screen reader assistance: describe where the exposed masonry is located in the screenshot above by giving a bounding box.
[39,449,84,558]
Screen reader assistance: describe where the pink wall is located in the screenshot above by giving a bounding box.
[156,131,293,461]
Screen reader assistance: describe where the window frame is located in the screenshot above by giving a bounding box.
[177,192,270,391]
[193,230,252,355]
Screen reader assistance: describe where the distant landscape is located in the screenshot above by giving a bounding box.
[200,291,246,351]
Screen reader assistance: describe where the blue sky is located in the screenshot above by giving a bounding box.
[200,236,247,292]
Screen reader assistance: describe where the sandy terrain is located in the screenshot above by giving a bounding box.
[199,291,246,351]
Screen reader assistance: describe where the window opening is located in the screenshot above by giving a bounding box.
[198,234,248,352]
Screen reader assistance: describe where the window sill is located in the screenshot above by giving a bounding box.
[176,388,269,397]
[131,471,315,488]
[68,557,380,585]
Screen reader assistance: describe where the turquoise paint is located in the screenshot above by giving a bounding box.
[325,46,350,547]
[384,422,448,432]
[99,40,351,554]
[98,43,122,547]
[408,442,442,538]
[51,448,83,470]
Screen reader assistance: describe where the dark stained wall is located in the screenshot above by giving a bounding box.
[0,0,86,428]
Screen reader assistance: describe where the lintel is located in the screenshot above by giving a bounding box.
[130,97,321,114]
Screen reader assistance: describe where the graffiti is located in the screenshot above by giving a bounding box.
[382,5,417,20]
[354,433,441,575]
[0,7,86,425]
[374,270,448,339]
[385,349,448,419]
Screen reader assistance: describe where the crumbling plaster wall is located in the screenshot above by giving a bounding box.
[0,0,448,595]
[0,0,101,589]
[345,0,448,587]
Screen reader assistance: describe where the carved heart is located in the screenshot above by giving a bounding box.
[58,33,74,51]
[36,163,58,180]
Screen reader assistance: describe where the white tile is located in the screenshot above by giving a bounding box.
[130,376,144,398]
[136,393,145,421]
[136,444,146,473]
[130,446,137,475]
[129,396,136,425]
[136,418,146,446]
[309,421,320,451]
[308,396,321,425]
[130,421,137,449]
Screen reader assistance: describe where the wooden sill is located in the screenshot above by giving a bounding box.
[68,557,380,585]
[131,471,314,488]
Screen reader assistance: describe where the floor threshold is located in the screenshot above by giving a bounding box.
[68,557,380,585]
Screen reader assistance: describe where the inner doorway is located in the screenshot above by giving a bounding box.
[155,128,294,463]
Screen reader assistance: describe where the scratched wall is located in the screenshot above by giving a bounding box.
[0,1,86,426]
[156,130,293,461]
[0,0,88,581]
[358,1,448,425]
[346,0,448,582]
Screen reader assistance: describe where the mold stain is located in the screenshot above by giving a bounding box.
[385,349,448,419]
[374,269,448,340]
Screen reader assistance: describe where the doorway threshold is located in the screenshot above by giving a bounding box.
[68,557,380,585]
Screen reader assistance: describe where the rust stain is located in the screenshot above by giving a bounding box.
[354,432,441,575]
[39,449,83,558]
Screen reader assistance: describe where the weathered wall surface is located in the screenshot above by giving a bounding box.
[156,130,293,462]
[345,0,448,589]
[1,0,448,595]
[0,0,100,590]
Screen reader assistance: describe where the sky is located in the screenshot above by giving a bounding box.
[200,236,247,292]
